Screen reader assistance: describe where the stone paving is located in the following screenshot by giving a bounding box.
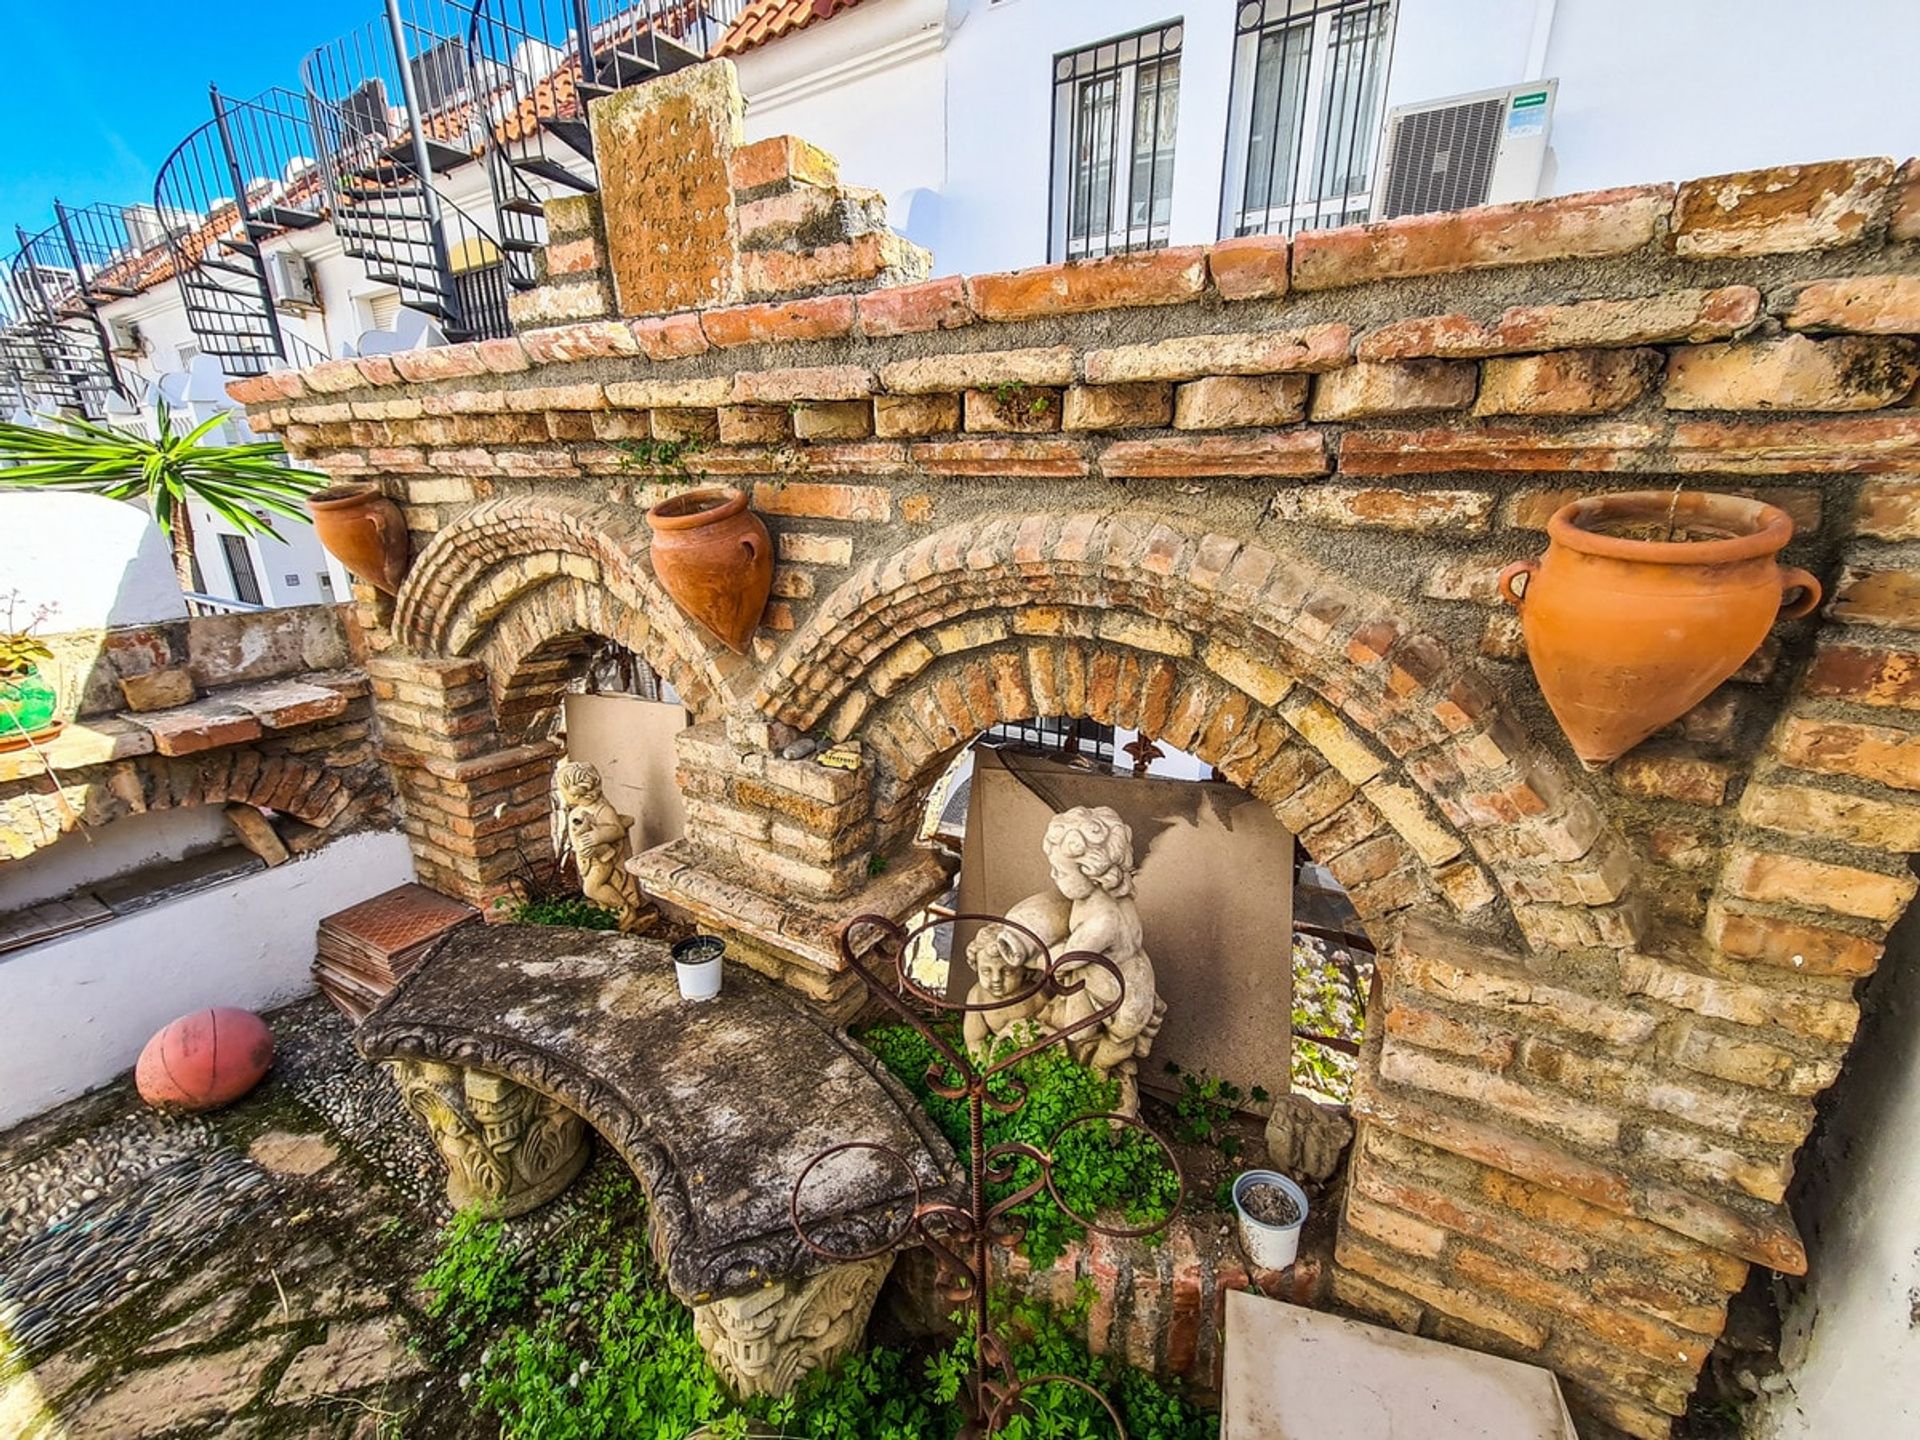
[0,996,493,1439]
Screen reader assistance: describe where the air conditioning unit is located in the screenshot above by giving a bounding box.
[263,251,320,313]
[106,318,144,357]
[1373,80,1557,221]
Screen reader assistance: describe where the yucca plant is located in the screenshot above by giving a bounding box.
[0,401,324,591]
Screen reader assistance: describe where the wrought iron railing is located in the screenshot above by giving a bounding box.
[464,1,744,288]
[1,210,129,416]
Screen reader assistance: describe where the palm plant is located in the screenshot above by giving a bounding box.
[0,401,324,591]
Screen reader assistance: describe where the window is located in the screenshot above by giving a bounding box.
[219,533,263,606]
[1221,0,1396,237]
[1050,22,1184,261]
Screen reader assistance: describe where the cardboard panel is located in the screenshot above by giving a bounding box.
[954,746,1294,1103]
[562,693,689,855]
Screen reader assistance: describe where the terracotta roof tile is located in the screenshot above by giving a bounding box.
[713,0,867,58]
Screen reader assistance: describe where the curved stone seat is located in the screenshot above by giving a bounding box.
[357,924,956,1307]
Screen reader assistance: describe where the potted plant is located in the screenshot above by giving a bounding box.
[0,595,59,754]
[1231,1168,1309,1271]
[1499,490,1821,767]
[644,487,772,655]
[671,935,726,1002]
[0,402,323,593]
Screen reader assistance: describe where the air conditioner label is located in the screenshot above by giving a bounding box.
[1507,90,1550,137]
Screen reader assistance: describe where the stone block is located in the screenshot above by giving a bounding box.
[1672,157,1896,257]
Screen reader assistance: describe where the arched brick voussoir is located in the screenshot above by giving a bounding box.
[760,510,1638,954]
[391,493,737,719]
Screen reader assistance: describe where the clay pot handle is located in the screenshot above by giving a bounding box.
[1777,567,1822,621]
[1497,560,1537,608]
[740,533,763,561]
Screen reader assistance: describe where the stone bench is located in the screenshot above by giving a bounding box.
[357,923,956,1395]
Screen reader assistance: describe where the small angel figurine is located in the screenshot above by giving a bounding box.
[551,760,654,934]
[960,890,1066,1062]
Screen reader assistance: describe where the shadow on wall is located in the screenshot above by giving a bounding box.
[1756,863,1920,1436]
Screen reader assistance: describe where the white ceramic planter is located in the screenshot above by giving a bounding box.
[672,936,725,1002]
[1232,1169,1309,1271]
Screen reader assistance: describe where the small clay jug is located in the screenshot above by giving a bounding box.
[1500,491,1820,767]
[645,487,773,655]
[308,484,411,595]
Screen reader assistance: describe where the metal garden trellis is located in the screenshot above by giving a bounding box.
[790,911,1185,1439]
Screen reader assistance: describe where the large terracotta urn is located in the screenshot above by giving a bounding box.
[645,488,773,655]
[1499,491,1820,767]
[308,484,411,595]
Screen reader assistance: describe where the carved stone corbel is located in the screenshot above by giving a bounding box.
[690,1256,894,1399]
[387,1059,590,1215]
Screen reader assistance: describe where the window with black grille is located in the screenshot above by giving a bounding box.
[1220,0,1397,238]
[219,533,263,607]
[1049,22,1184,262]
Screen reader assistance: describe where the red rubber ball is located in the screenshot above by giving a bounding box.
[135,1007,274,1112]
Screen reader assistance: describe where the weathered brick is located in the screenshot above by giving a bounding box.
[1805,641,1920,709]
[873,393,961,438]
[1085,327,1350,383]
[730,134,838,192]
[1269,486,1492,533]
[1706,903,1883,978]
[1722,846,1915,923]
[879,347,1074,394]
[910,438,1087,478]
[1611,752,1733,807]
[717,405,791,445]
[1382,1001,1515,1067]
[1294,185,1669,289]
[607,376,733,409]
[1206,234,1290,300]
[1099,432,1326,479]
[750,481,891,522]
[520,320,640,363]
[1310,359,1477,419]
[963,388,1062,434]
[1666,1020,1844,1097]
[731,365,873,404]
[740,231,929,298]
[1623,951,1858,1047]
[1172,374,1308,429]
[857,277,973,337]
[1775,715,1920,791]
[1672,157,1897,257]
[630,311,711,360]
[966,247,1207,320]
[1739,781,1920,851]
[1831,567,1920,629]
[1336,1239,1547,1349]
[1665,335,1920,411]
[1475,349,1661,416]
[792,400,873,441]
[701,294,855,347]
[1783,274,1920,335]
[1061,383,1173,432]
[1380,1041,1620,1147]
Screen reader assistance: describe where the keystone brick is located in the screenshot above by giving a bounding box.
[1084,326,1350,383]
[1206,234,1290,300]
[1098,432,1328,479]
[1269,487,1493,533]
[1775,715,1920,791]
[1475,349,1661,416]
[1664,335,1920,411]
[857,277,973,337]
[1310,359,1478,419]
[1293,185,1669,289]
[1172,374,1308,429]
[1783,274,1920,335]
[879,347,1074,394]
[1061,383,1173,431]
[966,247,1207,320]
[873,393,961,437]
[1672,157,1897,257]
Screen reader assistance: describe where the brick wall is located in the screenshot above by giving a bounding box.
[226,61,1920,1439]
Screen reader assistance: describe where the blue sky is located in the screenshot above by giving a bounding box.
[0,1,382,240]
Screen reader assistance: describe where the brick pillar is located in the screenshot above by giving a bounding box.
[367,655,557,906]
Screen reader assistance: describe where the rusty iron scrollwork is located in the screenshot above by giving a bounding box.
[790,912,1184,1439]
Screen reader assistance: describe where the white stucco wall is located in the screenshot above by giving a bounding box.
[3,805,233,911]
[0,493,187,629]
[1749,904,1920,1438]
[0,829,414,1129]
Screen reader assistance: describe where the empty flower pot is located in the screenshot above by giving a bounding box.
[672,935,725,1002]
[1499,491,1820,767]
[1232,1169,1309,1271]
[308,484,411,595]
[645,488,772,655]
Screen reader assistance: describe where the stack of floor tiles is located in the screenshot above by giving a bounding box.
[314,883,478,1021]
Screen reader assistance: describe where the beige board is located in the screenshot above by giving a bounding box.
[953,746,1294,1103]
[562,693,689,855]
[1222,1291,1579,1439]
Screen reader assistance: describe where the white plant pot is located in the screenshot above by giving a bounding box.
[672,937,725,1002]
[1232,1169,1308,1271]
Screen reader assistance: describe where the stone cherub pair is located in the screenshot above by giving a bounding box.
[551,760,655,934]
[962,806,1164,1117]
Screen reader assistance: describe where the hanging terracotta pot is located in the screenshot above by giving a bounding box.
[1498,491,1821,768]
[645,487,772,655]
[308,484,411,595]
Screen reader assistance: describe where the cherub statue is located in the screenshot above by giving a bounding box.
[551,760,654,934]
[961,892,1066,1061]
[1032,806,1162,1118]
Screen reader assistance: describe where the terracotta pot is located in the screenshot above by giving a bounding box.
[1499,491,1820,767]
[645,488,772,654]
[308,484,410,595]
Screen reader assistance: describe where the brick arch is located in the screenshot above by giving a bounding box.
[759,510,1634,955]
[393,493,736,722]
[11,749,360,861]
